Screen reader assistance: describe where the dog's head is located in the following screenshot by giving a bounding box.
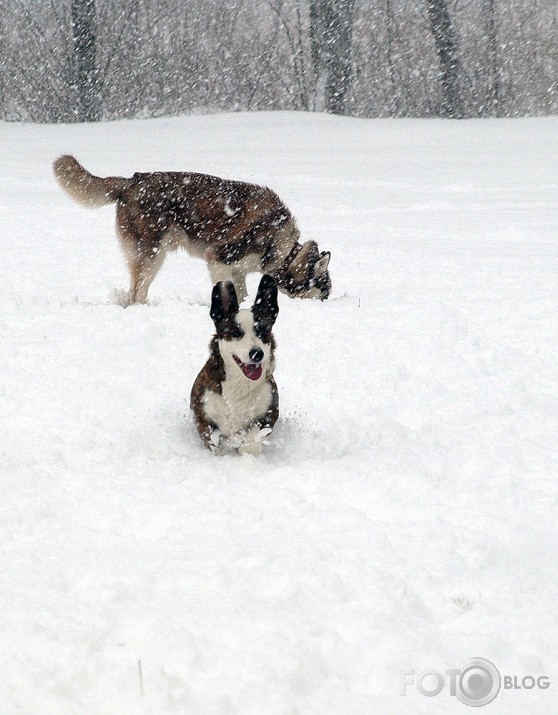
[277,241,331,301]
[210,275,279,381]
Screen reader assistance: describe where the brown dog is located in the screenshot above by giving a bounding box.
[53,155,331,304]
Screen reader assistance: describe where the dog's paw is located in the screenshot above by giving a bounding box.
[258,427,272,441]
[238,441,263,457]
[208,428,225,453]
[238,427,273,456]
[109,288,131,308]
[209,429,221,447]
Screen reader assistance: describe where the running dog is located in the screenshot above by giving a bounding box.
[191,275,279,455]
[53,155,331,304]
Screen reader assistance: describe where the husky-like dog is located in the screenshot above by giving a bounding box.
[53,155,331,304]
[191,275,279,455]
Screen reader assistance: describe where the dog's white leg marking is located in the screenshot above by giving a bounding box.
[231,267,248,303]
[207,260,234,287]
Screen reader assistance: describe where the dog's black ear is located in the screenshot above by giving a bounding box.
[210,281,239,327]
[253,275,278,341]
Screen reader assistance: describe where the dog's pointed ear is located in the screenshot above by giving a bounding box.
[313,251,331,276]
[253,275,279,338]
[210,281,239,327]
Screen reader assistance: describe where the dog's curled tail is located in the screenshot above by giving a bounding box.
[53,155,131,208]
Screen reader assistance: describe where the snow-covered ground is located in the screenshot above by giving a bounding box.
[1,112,557,714]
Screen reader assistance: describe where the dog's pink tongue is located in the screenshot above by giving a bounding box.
[242,363,262,381]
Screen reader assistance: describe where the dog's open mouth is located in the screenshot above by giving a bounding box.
[233,355,263,381]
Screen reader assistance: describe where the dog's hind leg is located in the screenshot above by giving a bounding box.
[117,210,167,304]
[127,249,166,304]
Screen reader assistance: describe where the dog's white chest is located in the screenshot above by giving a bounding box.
[203,376,272,437]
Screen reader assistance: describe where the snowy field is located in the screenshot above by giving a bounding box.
[1,112,557,714]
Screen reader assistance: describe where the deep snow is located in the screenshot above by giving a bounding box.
[1,112,557,714]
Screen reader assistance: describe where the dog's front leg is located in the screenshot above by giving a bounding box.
[237,425,272,456]
[206,256,233,289]
[208,427,227,454]
[192,408,222,452]
[231,267,248,303]
[200,424,227,453]
[206,251,247,303]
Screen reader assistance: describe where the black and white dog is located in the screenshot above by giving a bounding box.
[190,275,279,455]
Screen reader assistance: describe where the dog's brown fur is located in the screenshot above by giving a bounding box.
[53,155,331,304]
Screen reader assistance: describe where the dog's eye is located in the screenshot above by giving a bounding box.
[219,321,244,341]
[229,326,244,340]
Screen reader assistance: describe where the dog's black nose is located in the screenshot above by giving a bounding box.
[249,347,264,363]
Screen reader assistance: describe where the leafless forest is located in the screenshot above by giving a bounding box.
[0,0,556,122]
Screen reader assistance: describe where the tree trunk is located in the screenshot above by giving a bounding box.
[71,0,99,122]
[310,0,356,115]
[485,0,500,116]
[425,0,462,117]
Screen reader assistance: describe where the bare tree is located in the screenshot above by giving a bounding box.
[425,0,462,117]
[310,0,356,114]
[71,0,99,121]
[484,0,500,116]
[264,0,314,110]
[0,0,557,122]
[0,13,5,114]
